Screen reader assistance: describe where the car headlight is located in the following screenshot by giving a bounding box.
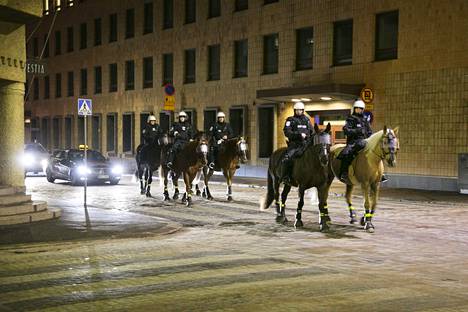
[22,153,35,166]
[41,159,48,168]
[77,165,92,176]
[111,165,123,175]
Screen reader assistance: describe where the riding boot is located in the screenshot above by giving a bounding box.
[208,147,215,169]
[339,157,352,185]
[280,158,293,185]
[381,174,388,183]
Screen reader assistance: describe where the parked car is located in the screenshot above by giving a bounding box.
[45,147,123,185]
[23,142,50,175]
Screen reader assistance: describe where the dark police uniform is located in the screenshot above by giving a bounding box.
[280,114,313,183]
[166,121,196,166]
[208,121,234,167]
[141,123,163,145]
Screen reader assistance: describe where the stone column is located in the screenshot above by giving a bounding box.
[0,81,25,188]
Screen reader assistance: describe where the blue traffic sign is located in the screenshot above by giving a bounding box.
[164,83,175,96]
[78,98,92,116]
[363,111,373,124]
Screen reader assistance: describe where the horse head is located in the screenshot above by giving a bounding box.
[195,132,209,166]
[158,133,170,146]
[236,137,249,163]
[381,126,400,167]
[313,123,332,167]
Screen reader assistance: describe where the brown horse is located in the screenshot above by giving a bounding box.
[160,133,209,206]
[197,137,248,201]
[330,126,400,232]
[261,124,335,231]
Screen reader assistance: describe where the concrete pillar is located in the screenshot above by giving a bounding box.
[0,81,25,188]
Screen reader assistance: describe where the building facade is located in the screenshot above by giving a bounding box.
[25,0,468,191]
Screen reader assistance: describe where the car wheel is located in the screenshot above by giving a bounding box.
[109,178,120,185]
[46,168,55,183]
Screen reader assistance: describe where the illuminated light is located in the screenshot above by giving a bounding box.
[22,153,35,166]
[77,165,91,176]
[300,98,311,102]
[111,165,123,175]
[291,99,301,102]
[320,97,332,101]
[25,118,31,124]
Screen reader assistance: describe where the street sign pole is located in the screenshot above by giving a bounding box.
[78,98,92,209]
[84,114,87,208]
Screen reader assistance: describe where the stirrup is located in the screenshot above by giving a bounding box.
[167,162,173,169]
[208,162,215,169]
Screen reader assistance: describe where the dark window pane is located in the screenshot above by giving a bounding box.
[229,107,245,136]
[80,68,87,95]
[106,114,116,151]
[235,0,248,11]
[55,73,62,98]
[184,49,196,83]
[41,118,49,149]
[43,34,49,58]
[333,19,353,66]
[67,71,74,96]
[33,78,39,100]
[185,0,196,24]
[143,57,153,88]
[94,18,102,46]
[258,107,274,157]
[163,0,173,29]
[208,44,220,81]
[67,27,73,52]
[65,117,72,148]
[234,39,248,77]
[140,113,150,136]
[44,76,50,99]
[163,53,173,85]
[109,13,118,42]
[208,0,220,18]
[143,2,154,34]
[204,109,216,132]
[126,8,135,39]
[33,37,38,57]
[125,60,135,90]
[80,22,87,49]
[263,33,278,74]
[55,31,61,55]
[94,66,102,94]
[122,113,134,153]
[375,11,398,61]
[264,0,278,4]
[53,117,60,149]
[296,27,313,70]
[77,116,84,145]
[109,63,118,92]
[92,115,100,150]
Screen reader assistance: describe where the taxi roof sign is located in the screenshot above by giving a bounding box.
[78,144,89,150]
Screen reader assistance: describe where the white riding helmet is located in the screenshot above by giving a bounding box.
[293,102,305,110]
[353,100,366,110]
[178,111,188,118]
[147,115,157,123]
[217,112,226,118]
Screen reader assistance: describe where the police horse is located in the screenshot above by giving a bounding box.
[261,124,335,231]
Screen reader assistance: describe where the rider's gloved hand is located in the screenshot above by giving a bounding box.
[222,135,228,140]
[189,139,194,142]
[301,133,307,139]
[217,139,223,145]
[174,131,179,136]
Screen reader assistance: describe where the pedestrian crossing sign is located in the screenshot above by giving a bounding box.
[78,98,92,116]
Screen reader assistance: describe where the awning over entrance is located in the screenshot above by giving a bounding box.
[256,83,364,103]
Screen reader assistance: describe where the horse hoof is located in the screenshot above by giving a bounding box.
[275,215,288,224]
[350,217,358,224]
[227,196,233,202]
[146,192,152,198]
[140,190,145,195]
[360,216,365,226]
[320,222,331,232]
[186,198,192,207]
[196,190,201,196]
[365,222,375,233]
[207,196,213,200]
[294,220,303,228]
[173,194,179,200]
[202,191,207,198]
[164,196,170,201]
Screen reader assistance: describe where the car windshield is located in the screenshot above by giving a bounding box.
[69,150,106,162]
[25,144,47,153]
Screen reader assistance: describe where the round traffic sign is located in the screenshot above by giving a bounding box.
[164,83,175,96]
[363,111,374,124]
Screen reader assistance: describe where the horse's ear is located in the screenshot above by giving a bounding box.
[393,126,399,136]
[325,123,331,133]
[314,123,320,133]
[383,125,387,134]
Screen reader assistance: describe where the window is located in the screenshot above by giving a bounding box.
[296,27,313,70]
[33,78,39,100]
[43,34,49,58]
[33,37,38,57]
[44,76,50,99]
[234,39,248,77]
[163,0,173,29]
[80,22,87,49]
[66,26,73,52]
[143,2,154,34]
[94,18,102,46]
[229,106,246,136]
[207,44,220,81]
[77,116,84,144]
[184,49,196,83]
[94,66,102,94]
[204,109,217,132]
[235,0,248,11]
[55,73,62,98]
[263,33,278,74]
[333,19,353,66]
[65,116,72,148]
[184,109,197,126]
[143,57,153,88]
[140,113,150,137]
[52,117,61,148]
[162,53,173,85]
[67,71,74,96]
[109,63,118,92]
[375,11,399,61]
[159,112,172,133]
[208,0,220,18]
[106,113,117,152]
[125,60,135,90]
[109,13,118,42]
[123,113,134,153]
[258,106,274,157]
[185,0,196,24]
[41,118,49,149]
[80,68,87,95]
[92,115,101,150]
[54,31,61,55]
[264,0,278,4]
[126,8,135,39]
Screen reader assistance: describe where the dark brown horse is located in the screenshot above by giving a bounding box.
[160,133,209,206]
[196,137,248,201]
[261,124,335,231]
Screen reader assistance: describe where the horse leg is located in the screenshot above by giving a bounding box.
[273,177,283,223]
[139,168,145,195]
[195,184,201,196]
[225,168,234,202]
[346,183,357,224]
[184,172,192,207]
[146,169,152,198]
[361,183,374,233]
[318,185,332,232]
[173,175,180,200]
[294,187,305,228]
[278,184,291,224]
[204,169,214,200]
[366,182,379,232]
[163,172,170,201]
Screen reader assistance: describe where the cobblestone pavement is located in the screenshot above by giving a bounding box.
[0,176,467,311]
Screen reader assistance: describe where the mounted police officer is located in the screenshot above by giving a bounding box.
[141,115,163,146]
[207,112,234,169]
[280,102,314,185]
[338,99,387,184]
[166,111,196,170]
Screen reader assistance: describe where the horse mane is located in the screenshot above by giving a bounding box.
[364,130,385,152]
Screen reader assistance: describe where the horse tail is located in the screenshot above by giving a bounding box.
[260,170,275,210]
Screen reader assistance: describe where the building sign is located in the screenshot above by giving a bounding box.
[164,95,175,111]
[360,87,374,104]
[26,59,47,76]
